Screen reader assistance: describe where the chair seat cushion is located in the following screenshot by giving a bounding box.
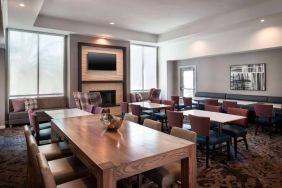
[222,125,247,137]
[197,130,230,145]
[39,142,72,161]
[49,156,89,185]
[57,176,97,188]
[153,112,166,119]
[143,110,153,115]
[255,117,273,125]
[39,122,51,130]
[38,128,51,140]
[143,162,180,187]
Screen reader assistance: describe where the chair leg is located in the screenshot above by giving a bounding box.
[205,138,209,168]
[234,137,238,158]
[226,141,231,160]
[255,124,260,135]
[243,135,248,150]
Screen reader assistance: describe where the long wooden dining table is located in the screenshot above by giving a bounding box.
[51,114,197,188]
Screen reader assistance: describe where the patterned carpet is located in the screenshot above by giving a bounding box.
[0,126,281,188]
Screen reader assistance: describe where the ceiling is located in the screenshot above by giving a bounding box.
[5,0,282,42]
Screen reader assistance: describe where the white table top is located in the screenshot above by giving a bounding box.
[183,109,246,124]
[45,108,92,119]
[129,101,171,109]
[218,99,256,106]
[192,97,210,101]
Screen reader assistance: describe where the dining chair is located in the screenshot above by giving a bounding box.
[124,113,139,123]
[26,132,89,187]
[254,104,274,137]
[205,104,221,112]
[120,102,129,118]
[24,125,72,161]
[205,99,219,106]
[183,97,193,110]
[28,109,51,130]
[151,98,161,104]
[222,101,237,112]
[171,95,181,111]
[142,127,196,187]
[143,119,162,131]
[28,111,51,145]
[131,104,153,124]
[85,104,94,113]
[37,152,97,188]
[189,114,230,168]
[166,110,191,130]
[222,108,249,158]
[94,106,104,114]
[153,100,175,128]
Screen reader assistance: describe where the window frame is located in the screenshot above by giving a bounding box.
[7,28,66,98]
[130,44,158,91]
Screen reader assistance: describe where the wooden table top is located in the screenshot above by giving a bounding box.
[130,101,171,109]
[183,109,246,124]
[45,108,92,119]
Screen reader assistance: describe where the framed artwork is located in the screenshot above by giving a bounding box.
[230,63,266,91]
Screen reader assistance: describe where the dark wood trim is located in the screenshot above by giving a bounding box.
[78,42,127,102]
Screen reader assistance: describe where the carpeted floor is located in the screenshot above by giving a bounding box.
[0,126,281,188]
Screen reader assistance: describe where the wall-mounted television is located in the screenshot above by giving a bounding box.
[87,52,116,71]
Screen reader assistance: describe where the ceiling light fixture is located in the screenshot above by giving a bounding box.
[260,19,265,23]
[109,22,115,25]
[19,3,25,7]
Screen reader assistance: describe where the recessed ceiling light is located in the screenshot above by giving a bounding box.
[260,19,265,23]
[109,22,115,25]
[19,3,25,7]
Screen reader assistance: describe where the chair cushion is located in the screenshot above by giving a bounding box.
[39,142,72,161]
[39,122,51,130]
[195,92,226,99]
[49,156,89,185]
[153,112,166,119]
[197,130,230,145]
[38,128,51,140]
[11,99,25,112]
[255,117,272,125]
[58,176,97,188]
[143,110,153,115]
[267,96,282,104]
[143,162,180,188]
[222,125,247,137]
[24,98,38,111]
[226,94,267,102]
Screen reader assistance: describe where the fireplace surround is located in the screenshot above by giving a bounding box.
[91,90,116,107]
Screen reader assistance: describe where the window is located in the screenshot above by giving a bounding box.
[130,44,157,91]
[8,30,65,97]
[179,66,196,97]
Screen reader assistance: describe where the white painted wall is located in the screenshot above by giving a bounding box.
[158,15,282,98]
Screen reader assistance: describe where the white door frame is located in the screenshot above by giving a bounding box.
[177,65,197,97]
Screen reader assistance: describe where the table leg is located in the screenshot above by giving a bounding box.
[97,169,116,188]
[51,126,60,143]
[181,145,197,188]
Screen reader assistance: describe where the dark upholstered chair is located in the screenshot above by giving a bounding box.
[26,130,89,187]
[28,109,51,130]
[124,113,139,123]
[166,110,191,130]
[205,99,219,106]
[28,110,51,145]
[153,100,175,127]
[222,101,237,112]
[183,97,193,110]
[171,96,185,111]
[143,119,162,131]
[189,114,230,168]
[24,126,72,162]
[120,102,129,117]
[131,104,153,124]
[205,105,221,112]
[142,127,196,187]
[37,152,97,188]
[254,104,274,136]
[85,104,94,113]
[222,108,249,158]
[151,98,161,104]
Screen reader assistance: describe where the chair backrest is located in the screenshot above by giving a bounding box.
[254,104,273,118]
[163,100,175,111]
[189,114,210,137]
[167,110,183,128]
[131,104,142,116]
[73,91,82,109]
[149,88,161,100]
[94,106,104,114]
[85,104,94,113]
[223,101,237,112]
[227,107,249,127]
[151,98,161,104]
[170,127,197,143]
[143,119,162,131]
[36,153,57,188]
[120,102,129,114]
[171,96,179,105]
[183,97,192,106]
[205,99,219,106]
[205,105,221,112]
[24,125,32,166]
[28,110,40,135]
[124,113,139,123]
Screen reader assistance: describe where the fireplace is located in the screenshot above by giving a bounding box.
[91,90,116,107]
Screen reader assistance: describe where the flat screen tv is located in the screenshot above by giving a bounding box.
[87,52,116,71]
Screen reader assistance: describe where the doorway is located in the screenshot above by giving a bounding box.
[179,66,196,97]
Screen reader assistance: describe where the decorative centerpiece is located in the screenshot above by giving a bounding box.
[100,113,123,131]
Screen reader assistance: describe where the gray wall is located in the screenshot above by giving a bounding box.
[67,34,130,107]
[169,48,282,97]
[0,48,5,124]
